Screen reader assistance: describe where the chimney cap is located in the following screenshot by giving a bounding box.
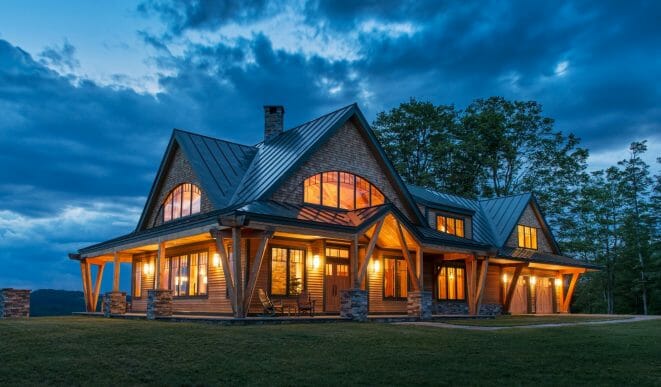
[264,105,285,114]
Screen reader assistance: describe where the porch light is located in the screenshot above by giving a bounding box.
[554,278,562,287]
[530,276,537,286]
[372,259,380,273]
[312,255,320,269]
[203,276,208,285]
[502,273,508,283]
[212,253,220,268]
[143,262,154,276]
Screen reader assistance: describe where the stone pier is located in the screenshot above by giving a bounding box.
[103,292,127,317]
[340,289,368,321]
[407,291,432,320]
[0,289,31,319]
[147,289,173,320]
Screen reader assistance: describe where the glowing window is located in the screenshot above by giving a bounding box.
[164,251,208,297]
[270,247,305,296]
[383,257,408,299]
[437,264,465,301]
[436,215,465,238]
[163,183,201,222]
[517,225,538,249]
[303,172,386,209]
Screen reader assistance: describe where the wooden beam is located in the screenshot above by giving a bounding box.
[416,247,424,291]
[217,229,272,240]
[396,221,420,292]
[503,264,526,313]
[210,228,236,315]
[475,257,489,315]
[91,263,106,313]
[243,229,274,314]
[112,252,120,292]
[232,226,244,318]
[350,234,359,288]
[155,241,165,289]
[356,218,385,288]
[465,256,477,315]
[561,272,581,313]
[80,260,91,312]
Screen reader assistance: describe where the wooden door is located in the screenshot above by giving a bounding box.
[324,260,350,313]
[510,277,528,314]
[535,278,553,314]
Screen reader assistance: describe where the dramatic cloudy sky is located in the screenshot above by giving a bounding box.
[0,0,659,291]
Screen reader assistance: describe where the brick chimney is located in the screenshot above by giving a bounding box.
[264,105,284,142]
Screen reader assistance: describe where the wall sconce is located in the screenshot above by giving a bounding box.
[203,276,208,285]
[372,259,380,273]
[312,255,320,270]
[212,253,221,268]
[530,276,537,287]
[554,278,562,287]
[143,262,154,276]
[502,273,508,284]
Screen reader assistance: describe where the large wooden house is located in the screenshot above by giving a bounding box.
[70,104,598,319]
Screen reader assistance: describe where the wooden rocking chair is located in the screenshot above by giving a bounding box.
[296,290,316,317]
[258,288,284,317]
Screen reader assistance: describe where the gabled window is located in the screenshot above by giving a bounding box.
[436,215,465,238]
[303,171,385,210]
[163,183,201,222]
[518,225,538,249]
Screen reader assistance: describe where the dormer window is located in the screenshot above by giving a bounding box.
[303,171,385,210]
[517,225,537,249]
[163,183,201,222]
[436,215,465,238]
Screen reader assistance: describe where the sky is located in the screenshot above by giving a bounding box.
[0,0,659,292]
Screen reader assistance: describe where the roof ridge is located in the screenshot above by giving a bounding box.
[478,192,531,202]
[173,128,257,149]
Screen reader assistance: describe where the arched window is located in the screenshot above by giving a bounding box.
[163,183,201,222]
[303,171,385,210]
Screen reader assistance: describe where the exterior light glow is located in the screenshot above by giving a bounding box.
[554,278,562,287]
[143,262,154,275]
[312,255,320,269]
[530,276,537,286]
[203,276,208,285]
[502,273,508,283]
[213,253,220,268]
[373,259,380,273]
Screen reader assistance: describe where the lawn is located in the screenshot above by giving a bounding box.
[0,317,659,386]
[439,315,633,327]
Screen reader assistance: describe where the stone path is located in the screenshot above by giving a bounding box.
[396,315,661,331]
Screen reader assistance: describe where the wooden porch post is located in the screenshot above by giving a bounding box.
[80,259,92,311]
[503,264,525,313]
[91,263,106,312]
[474,257,489,315]
[395,221,420,292]
[465,256,477,315]
[112,251,120,292]
[155,241,165,289]
[416,247,424,292]
[560,271,581,313]
[243,229,274,314]
[356,218,385,288]
[350,235,359,288]
[232,226,244,318]
[210,228,236,315]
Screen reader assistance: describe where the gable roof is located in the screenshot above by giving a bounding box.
[229,103,427,225]
[136,129,257,230]
[479,193,532,247]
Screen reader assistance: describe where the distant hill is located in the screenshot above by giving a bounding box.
[30,289,85,316]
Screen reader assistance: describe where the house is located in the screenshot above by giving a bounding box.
[69,104,598,319]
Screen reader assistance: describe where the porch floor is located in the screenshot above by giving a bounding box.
[73,312,494,325]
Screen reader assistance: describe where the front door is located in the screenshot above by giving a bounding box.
[324,246,351,313]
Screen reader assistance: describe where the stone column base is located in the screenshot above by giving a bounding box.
[407,291,432,320]
[103,292,127,317]
[0,289,31,319]
[340,289,368,321]
[147,289,173,320]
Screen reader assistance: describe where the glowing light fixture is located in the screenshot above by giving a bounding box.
[203,276,208,285]
[502,273,508,283]
[143,262,154,275]
[554,278,562,287]
[312,254,320,270]
[530,276,537,286]
[373,259,380,273]
[213,253,221,268]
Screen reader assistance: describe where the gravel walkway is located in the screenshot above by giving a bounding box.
[396,315,661,331]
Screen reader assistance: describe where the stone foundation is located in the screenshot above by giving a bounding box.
[340,289,368,321]
[103,292,127,317]
[147,289,173,320]
[434,301,469,315]
[407,291,432,320]
[479,303,503,315]
[0,289,31,319]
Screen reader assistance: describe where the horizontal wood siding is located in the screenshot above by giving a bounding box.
[367,248,407,314]
[483,264,502,304]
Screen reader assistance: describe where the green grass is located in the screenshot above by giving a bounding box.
[440,315,633,327]
[0,317,659,386]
